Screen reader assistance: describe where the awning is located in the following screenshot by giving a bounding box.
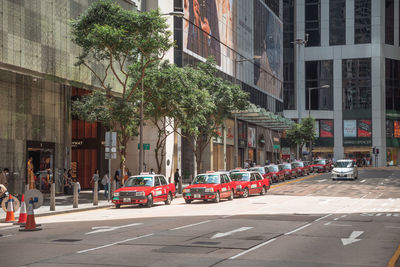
[344,147,372,153]
[232,103,294,130]
[312,147,333,153]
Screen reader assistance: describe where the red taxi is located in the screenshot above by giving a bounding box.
[278,163,297,179]
[230,171,269,198]
[310,159,333,173]
[265,165,285,182]
[292,161,311,176]
[183,172,234,204]
[112,174,176,208]
[248,166,272,187]
[290,162,304,177]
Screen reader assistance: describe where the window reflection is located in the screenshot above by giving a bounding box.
[305,60,333,110]
[329,0,345,46]
[354,0,371,44]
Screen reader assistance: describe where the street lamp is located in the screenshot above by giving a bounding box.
[307,84,330,161]
[233,55,261,168]
[139,11,184,173]
[307,84,330,117]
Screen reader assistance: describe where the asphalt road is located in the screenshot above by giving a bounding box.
[1,169,400,267]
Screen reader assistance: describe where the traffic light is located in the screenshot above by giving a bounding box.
[372,147,376,154]
[376,148,379,154]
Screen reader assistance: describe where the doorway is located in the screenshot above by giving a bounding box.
[27,141,55,193]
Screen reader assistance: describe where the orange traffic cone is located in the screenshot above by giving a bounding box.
[5,195,15,223]
[14,194,27,225]
[19,198,41,231]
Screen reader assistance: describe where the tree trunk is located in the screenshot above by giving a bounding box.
[119,135,129,185]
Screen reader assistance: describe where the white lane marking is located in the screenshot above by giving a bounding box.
[385,226,400,229]
[229,238,277,259]
[341,231,363,246]
[170,220,211,231]
[0,234,13,238]
[77,233,154,254]
[324,222,331,225]
[325,223,352,227]
[314,214,332,222]
[211,227,253,239]
[85,223,143,235]
[333,218,339,221]
[284,223,312,235]
[0,226,19,231]
[317,179,327,183]
[360,179,366,183]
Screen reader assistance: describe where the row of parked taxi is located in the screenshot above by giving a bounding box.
[111,159,334,208]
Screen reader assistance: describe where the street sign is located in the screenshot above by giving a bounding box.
[105,132,117,147]
[24,189,43,209]
[105,152,117,159]
[1,196,20,212]
[273,145,280,149]
[138,143,150,150]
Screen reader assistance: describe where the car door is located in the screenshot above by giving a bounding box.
[153,176,163,202]
[159,176,169,201]
[254,172,263,192]
[220,175,228,198]
[249,173,258,194]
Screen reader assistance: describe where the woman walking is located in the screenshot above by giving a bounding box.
[90,169,100,192]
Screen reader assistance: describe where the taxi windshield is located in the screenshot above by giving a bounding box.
[230,173,250,181]
[268,165,279,172]
[248,167,265,174]
[335,161,353,168]
[124,176,153,187]
[313,159,326,165]
[281,164,291,170]
[192,175,220,184]
[293,162,304,167]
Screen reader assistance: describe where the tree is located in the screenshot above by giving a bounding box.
[286,117,316,159]
[70,0,173,174]
[177,58,249,173]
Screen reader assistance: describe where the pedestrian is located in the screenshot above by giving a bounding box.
[174,169,180,188]
[90,169,100,191]
[114,170,121,189]
[64,169,73,195]
[0,168,9,187]
[73,178,81,193]
[244,160,249,169]
[102,171,110,198]
[150,168,154,174]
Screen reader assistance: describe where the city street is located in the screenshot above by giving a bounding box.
[1,169,400,267]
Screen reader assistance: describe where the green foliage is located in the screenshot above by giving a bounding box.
[286,116,316,148]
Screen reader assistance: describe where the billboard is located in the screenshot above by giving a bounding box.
[357,120,372,137]
[248,127,256,148]
[320,120,334,138]
[315,120,319,137]
[343,120,357,137]
[395,121,400,138]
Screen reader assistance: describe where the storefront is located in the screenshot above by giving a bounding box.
[27,141,55,193]
[386,119,400,166]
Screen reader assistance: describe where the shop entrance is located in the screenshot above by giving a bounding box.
[344,147,372,167]
[27,141,55,193]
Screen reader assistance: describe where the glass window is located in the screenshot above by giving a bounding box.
[230,173,250,181]
[250,174,257,181]
[329,0,346,45]
[354,0,371,44]
[192,174,220,184]
[305,60,333,110]
[342,58,371,110]
[159,176,168,186]
[386,0,394,45]
[154,177,161,187]
[125,176,153,187]
[386,58,400,112]
[305,0,321,47]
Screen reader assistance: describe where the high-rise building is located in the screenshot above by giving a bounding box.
[283,0,400,166]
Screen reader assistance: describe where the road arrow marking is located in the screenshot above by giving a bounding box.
[317,179,326,183]
[85,223,142,235]
[211,227,253,239]
[341,231,364,246]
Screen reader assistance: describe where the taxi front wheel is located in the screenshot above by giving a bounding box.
[165,192,172,205]
[242,188,249,198]
[115,204,121,209]
[228,190,234,200]
[146,194,153,208]
[185,199,192,204]
[214,192,220,203]
[260,186,266,195]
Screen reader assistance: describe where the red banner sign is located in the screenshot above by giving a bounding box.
[357,120,372,137]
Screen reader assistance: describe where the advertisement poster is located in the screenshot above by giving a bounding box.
[357,120,372,137]
[320,120,334,138]
[386,120,393,138]
[314,120,319,138]
[343,120,357,137]
[225,119,235,146]
[248,127,256,148]
[395,121,400,138]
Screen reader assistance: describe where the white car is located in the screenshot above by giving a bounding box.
[331,160,358,180]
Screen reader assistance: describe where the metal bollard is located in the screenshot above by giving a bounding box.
[111,180,116,197]
[178,176,182,194]
[93,181,98,206]
[50,183,56,211]
[73,182,78,208]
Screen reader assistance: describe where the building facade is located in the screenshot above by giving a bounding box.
[283,0,400,166]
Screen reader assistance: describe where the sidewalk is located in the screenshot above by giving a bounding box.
[0,185,189,222]
[0,190,113,222]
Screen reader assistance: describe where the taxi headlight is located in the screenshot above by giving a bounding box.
[114,192,119,197]
[183,188,190,193]
[205,188,214,193]
[136,191,145,196]
[236,185,242,189]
